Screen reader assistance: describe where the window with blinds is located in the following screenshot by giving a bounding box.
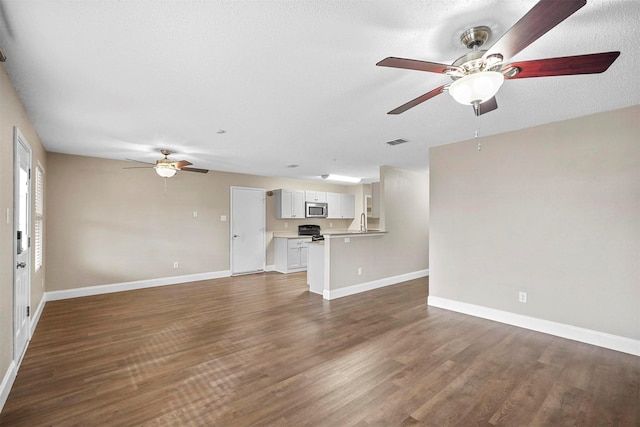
[35,165,44,271]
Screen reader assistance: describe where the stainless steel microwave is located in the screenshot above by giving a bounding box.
[305,202,328,218]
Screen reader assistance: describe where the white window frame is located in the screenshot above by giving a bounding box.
[34,163,44,272]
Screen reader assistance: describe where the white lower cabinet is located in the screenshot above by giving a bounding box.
[274,237,312,273]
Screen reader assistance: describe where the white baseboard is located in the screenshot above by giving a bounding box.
[265,264,275,272]
[1,294,46,414]
[323,269,429,300]
[46,270,232,301]
[428,296,640,357]
[1,269,241,413]
[0,361,17,414]
[30,294,46,337]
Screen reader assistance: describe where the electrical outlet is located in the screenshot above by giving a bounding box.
[344,237,350,243]
[357,267,362,276]
[519,291,527,303]
[193,211,198,218]
[173,261,179,269]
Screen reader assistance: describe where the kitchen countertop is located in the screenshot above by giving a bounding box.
[271,233,314,239]
[272,230,385,238]
[323,230,386,237]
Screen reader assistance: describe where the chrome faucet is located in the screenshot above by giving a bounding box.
[360,212,367,233]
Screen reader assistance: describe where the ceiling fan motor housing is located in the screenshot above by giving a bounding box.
[450,27,505,80]
[460,26,491,49]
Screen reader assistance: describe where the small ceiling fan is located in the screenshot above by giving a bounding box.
[124,149,208,178]
[377,0,620,116]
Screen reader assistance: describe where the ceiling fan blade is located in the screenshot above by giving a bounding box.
[503,51,620,79]
[125,158,154,165]
[181,167,209,174]
[483,0,586,61]
[173,160,193,169]
[377,57,461,74]
[387,85,445,115]
[475,97,498,116]
[122,166,153,169]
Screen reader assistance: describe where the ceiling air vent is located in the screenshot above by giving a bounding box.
[386,138,408,146]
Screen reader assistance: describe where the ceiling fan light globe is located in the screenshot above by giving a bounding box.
[155,164,177,178]
[449,71,504,105]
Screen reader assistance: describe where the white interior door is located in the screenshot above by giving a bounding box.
[231,187,265,275]
[14,128,31,362]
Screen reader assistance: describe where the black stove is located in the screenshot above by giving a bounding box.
[298,224,321,237]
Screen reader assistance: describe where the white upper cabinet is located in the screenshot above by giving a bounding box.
[327,192,355,219]
[274,189,354,219]
[341,193,355,218]
[370,182,380,218]
[274,189,305,219]
[327,192,341,218]
[305,191,327,203]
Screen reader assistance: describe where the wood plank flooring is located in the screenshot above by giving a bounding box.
[1,273,639,426]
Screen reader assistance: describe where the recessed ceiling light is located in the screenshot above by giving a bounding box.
[216,130,226,134]
[286,164,300,168]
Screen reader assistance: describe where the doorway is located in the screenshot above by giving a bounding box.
[14,127,31,363]
[230,186,265,275]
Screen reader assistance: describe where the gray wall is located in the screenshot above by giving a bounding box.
[329,166,429,289]
[429,105,640,340]
[46,152,361,291]
[1,65,47,391]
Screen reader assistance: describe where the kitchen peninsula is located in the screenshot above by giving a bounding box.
[307,231,387,299]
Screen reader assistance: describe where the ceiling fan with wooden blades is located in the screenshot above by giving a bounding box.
[377,0,620,116]
[124,149,209,178]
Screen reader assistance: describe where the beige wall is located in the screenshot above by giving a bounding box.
[1,65,47,378]
[429,105,640,340]
[328,166,429,289]
[46,152,361,291]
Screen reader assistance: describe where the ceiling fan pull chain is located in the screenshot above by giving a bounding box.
[475,108,479,139]
[164,177,168,195]
[474,103,482,151]
[472,100,480,148]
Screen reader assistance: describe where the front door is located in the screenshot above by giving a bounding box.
[230,187,265,275]
[14,128,31,362]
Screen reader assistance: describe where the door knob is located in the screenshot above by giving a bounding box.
[233,234,240,238]
[17,262,26,269]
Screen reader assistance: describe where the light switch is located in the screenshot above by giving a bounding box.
[344,237,350,243]
[220,215,227,222]
[193,211,198,218]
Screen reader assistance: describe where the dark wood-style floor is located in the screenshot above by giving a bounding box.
[2,273,639,426]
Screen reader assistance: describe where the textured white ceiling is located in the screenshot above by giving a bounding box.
[1,0,638,182]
